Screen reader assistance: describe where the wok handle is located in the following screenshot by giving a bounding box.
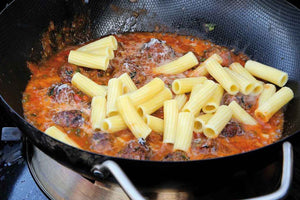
[245,141,293,200]
[92,160,146,200]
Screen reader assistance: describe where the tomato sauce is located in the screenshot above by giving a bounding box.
[23,32,283,161]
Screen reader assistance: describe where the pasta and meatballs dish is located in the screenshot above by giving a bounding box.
[23,33,294,161]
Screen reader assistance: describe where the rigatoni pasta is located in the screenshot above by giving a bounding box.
[106,78,123,116]
[128,77,165,107]
[174,94,188,111]
[144,115,164,134]
[228,101,257,125]
[81,47,114,59]
[68,50,109,70]
[91,96,106,130]
[205,58,239,95]
[71,72,106,97]
[172,77,207,94]
[154,52,199,74]
[45,126,80,148]
[138,87,172,116]
[194,113,213,133]
[100,115,127,133]
[173,112,194,152]
[117,95,151,139]
[118,73,137,93]
[258,84,276,106]
[203,105,232,139]
[203,84,224,114]
[77,35,118,51]
[255,87,294,122]
[245,60,288,87]
[163,100,178,144]
[229,62,263,95]
[189,53,223,77]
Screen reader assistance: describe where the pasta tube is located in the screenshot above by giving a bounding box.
[153,52,199,74]
[194,113,213,133]
[107,78,123,116]
[189,54,223,77]
[117,95,151,139]
[228,101,257,125]
[128,77,165,107]
[255,87,294,122]
[258,84,276,106]
[172,77,207,94]
[118,73,137,93]
[203,84,224,114]
[174,94,188,111]
[190,83,204,99]
[71,72,106,97]
[91,96,106,130]
[245,60,288,87]
[68,50,109,70]
[174,112,194,152]
[182,80,217,116]
[229,62,263,95]
[203,105,232,139]
[224,67,254,95]
[144,115,164,134]
[206,59,239,95]
[101,115,127,133]
[163,100,178,144]
[45,126,80,148]
[80,47,114,59]
[138,87,172,116]
[77,35,118,51]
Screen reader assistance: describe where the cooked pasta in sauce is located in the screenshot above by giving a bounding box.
[23,33,284,161]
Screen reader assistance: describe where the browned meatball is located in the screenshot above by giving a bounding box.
[90,132,113,152]
[53,110,84,128]
[48,84,74,103]
[163,151,189,161]
[118,140,152,160]
[222,93,257,111]
[58,63,77,83]
[220,121,244,137]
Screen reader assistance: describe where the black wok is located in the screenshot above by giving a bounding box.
[0,0,299,199]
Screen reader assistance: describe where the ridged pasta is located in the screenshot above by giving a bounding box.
[77,35,118,51]
[80,47,114,59]
[144,115,164,134]
[117,95,151,139]
[163,100,178,144]
[106,78,123,116]
[182,80,217,116]
[258,83,276,106]
[228,101,257,125]
[128,77,165,107]
[189,53,223,77]
[68,50,109,70]
[71,72,106,97]
[245,60,288,87]
[118,73,137,93]
[91,96,106,130]
[255,87,294,122]
[173,112,195,152]
[45,126,80,148]
[224,67,254,95]
[203,84,224,114]
[138,87,172,116]
[100,115,127,133]
[172,77,207,94]
[194,113,213,133]
[203,105,232,138]
[174,94,188,111]
[229,62,263,95]
[206,59,239,95]
[154,52,199,74]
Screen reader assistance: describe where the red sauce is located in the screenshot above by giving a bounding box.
[23,33,283,161]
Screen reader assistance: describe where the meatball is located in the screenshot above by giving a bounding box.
[222,93,257,110]
[205,47,232,66]
[58,64,77,83]
[48,84,74,103]
[140,38,176,63]
[220,121,244,137]
[53,110,84,128]
[163,151,189,161]
[118,140,152,160]
[90,132,112,152]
